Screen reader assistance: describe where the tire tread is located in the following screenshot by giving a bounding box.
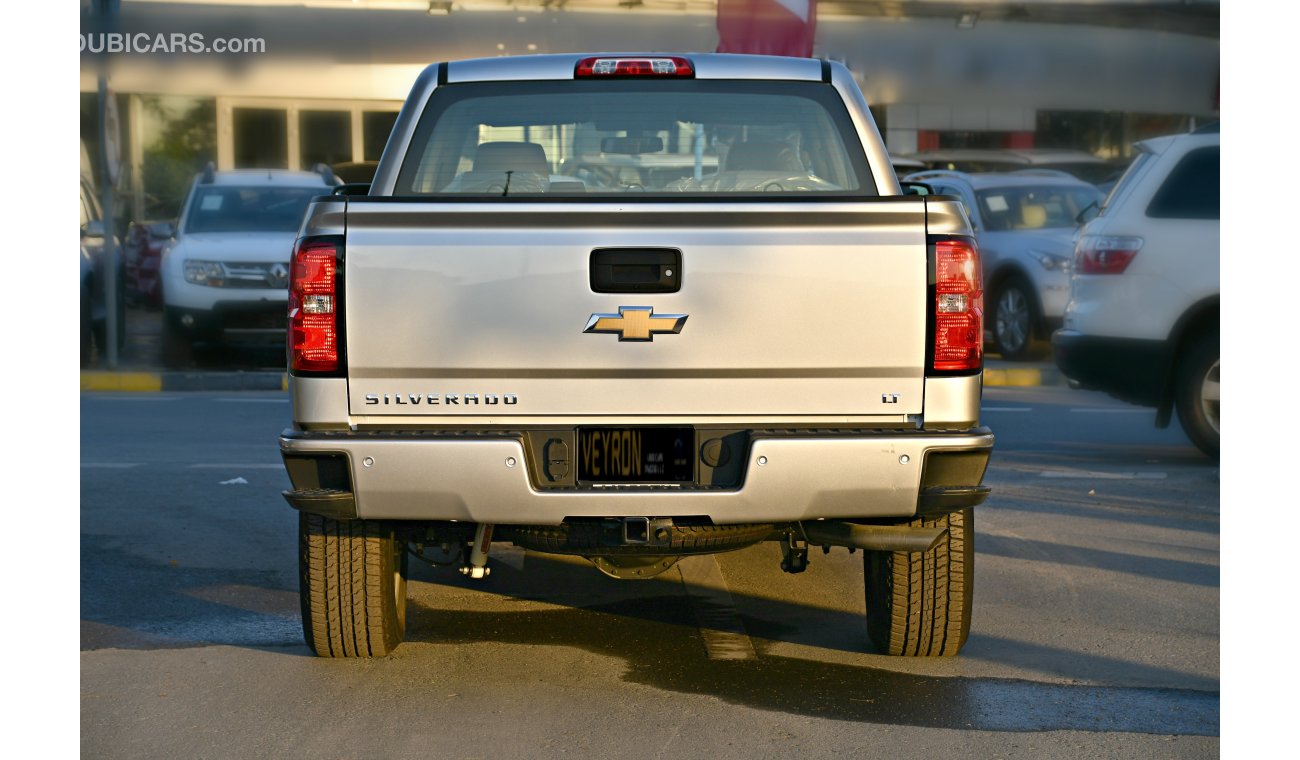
[865,508,973,657]
[298,513,406,657]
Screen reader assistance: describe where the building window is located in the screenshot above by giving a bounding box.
[233,107,288,169]
[363,111,399,162]
[300,110,352,169]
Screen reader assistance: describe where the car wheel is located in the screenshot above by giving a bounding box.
[991,277,1040,361]
[161,319,194,369]
[1175,331,1219,458]
[299,512,408,657]
[864,507,972,657]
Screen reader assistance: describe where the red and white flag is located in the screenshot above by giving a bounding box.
[716,0,817,58]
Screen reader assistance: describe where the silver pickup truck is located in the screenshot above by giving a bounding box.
[280,53,993,658]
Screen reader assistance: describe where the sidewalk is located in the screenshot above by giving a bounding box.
[81,306,1066,391]
[81,306,288,391]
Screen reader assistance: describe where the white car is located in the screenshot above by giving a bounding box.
[1052,124,1219,456]
[905,170,1104,360]
[160,166,338,367]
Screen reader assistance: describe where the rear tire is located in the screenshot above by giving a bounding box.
[1175,331,1219,458]
[864,508,973,657]
[991,276,1041,361]
[299,513,408,658]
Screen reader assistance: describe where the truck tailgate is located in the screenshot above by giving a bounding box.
[343,200,929,418]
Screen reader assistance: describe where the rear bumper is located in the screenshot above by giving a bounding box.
[280,427,993,524]
[1051,329,1167,406]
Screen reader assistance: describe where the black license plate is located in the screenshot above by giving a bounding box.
[577,427,694,483]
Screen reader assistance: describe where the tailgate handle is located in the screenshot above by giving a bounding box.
[590,248,681,293]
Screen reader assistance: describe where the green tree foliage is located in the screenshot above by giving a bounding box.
[141,96,215,220]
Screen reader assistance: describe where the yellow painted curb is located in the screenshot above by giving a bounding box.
[983,368,1043,387]
[80,372,163,392]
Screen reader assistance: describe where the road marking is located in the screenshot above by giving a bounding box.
[982,406,1033,412]
[188,464,284,470]
[1040,470,1168,480]
[1068,408,1149,414]
[211,398,290,403]
[81,462,142,469]
[677,555,756,661]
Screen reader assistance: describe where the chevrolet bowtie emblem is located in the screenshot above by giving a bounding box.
[584,306,688,342]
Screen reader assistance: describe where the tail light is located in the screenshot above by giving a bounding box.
[289,236,343,374]
[1076,235,1143,275]
[931,238,984,373]
[575,56,694,78]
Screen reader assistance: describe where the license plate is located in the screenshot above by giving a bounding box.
[577,427,694,483]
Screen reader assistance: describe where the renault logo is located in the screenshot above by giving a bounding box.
[267,263,289,288]
[584,306,688,342]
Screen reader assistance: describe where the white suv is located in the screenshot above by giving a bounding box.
[1052,124,1219,456]
[160,166,338,367]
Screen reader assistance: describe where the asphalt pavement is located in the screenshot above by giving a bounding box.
[80,384,1218,758]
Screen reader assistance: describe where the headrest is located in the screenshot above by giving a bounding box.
[1020,204,1048,228]
[473,142,549,176]
[724,141,805,173]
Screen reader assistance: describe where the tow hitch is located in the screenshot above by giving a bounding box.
[780,531,809,574]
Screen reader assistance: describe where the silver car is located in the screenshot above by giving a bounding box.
[905,170,1104,360]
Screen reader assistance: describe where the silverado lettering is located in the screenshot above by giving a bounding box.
[363,393,518,405]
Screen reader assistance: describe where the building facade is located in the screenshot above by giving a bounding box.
[80,0,1219,220]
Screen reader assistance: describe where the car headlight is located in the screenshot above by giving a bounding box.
[1030,250,1071,272]
[184,259,226,286]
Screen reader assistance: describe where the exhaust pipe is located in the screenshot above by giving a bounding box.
[800,521,947,553]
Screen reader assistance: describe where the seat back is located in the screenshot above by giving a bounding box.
[724,141,805,173]
[473,142,550,176]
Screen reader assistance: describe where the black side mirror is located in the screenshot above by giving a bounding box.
[333,183,371,197]
[900,181,933,197]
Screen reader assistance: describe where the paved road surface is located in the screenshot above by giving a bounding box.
[81,384,1218,758]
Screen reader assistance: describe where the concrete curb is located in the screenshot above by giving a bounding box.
[982,366,1067,388]
[82,367,1064,392]
[81,371,288,392]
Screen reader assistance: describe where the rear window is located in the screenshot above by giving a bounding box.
[183,186,322,234]
[975,185,1104,232]
[1099,152,1151,217]
[396,80,875,198]
[1146,146,1219,220]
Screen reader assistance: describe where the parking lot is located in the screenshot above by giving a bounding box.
[81,383,1218,758]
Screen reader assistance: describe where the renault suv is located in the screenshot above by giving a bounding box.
[160,166,338,367]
